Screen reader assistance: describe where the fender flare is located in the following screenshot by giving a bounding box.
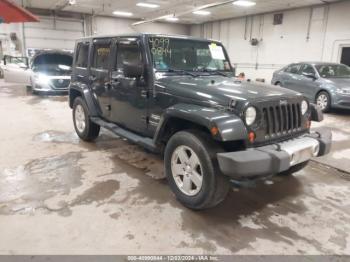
[69,84,99,116]
[153,103,248,143]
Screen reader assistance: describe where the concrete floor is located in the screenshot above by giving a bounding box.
[0,80,350,255]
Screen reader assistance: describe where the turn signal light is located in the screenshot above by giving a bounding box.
[248,131,256,143]
[306,120,311,129]
[211,126,219,136]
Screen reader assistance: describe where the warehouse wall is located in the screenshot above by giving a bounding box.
[24,16,85,51]
[91,16,190,36]
[190,0,350,83]
[0,14,189,58]
[0,23,24,57]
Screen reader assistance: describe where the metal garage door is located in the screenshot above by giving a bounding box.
[24,16,84,52]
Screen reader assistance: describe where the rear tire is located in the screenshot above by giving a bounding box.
[164,130,230,210]
[316,91,331,112]
[73,97,100,141]
[278,161,309,176]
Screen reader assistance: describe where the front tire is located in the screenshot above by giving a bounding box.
[73,97,100,141]
[316,91,331,112]
[164,130,230,210]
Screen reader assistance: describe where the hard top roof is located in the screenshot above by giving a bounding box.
[76,33,222,43]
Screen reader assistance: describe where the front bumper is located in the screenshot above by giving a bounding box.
[32,84,68,94]
[217,128,332,178]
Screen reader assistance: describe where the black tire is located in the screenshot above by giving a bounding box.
[275,82,282,87]
[316,91,331,113]
[164,130,230,210]
[278,161,309,176]
[73,96,100,141]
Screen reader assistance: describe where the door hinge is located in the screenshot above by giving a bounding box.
[141,90,149,98]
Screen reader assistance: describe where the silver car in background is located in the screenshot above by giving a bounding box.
[271,62,350,112]
[3,50,73,94]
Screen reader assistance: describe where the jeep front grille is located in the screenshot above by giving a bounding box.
[262,103,302,138]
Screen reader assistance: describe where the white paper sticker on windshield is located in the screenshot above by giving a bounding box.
[209,43,225,60]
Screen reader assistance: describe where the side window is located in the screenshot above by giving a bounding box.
[92,42,111,70]
[75,42,89,68]
[115,40,142,72]
[300,64,316,75]
[285,64,301,74]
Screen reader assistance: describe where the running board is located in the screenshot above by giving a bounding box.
[90,117,159,153]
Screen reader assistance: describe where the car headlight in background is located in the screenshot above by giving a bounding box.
[34,73,51,85]
[245,106,257,126]
[301,100,308,115]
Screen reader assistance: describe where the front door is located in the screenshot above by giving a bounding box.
[90,39,113,120]
[297,64,320,100]
[110,37,148,135]
[3,55,31,84]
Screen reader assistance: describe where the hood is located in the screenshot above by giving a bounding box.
[31,50,73,76]
[156,75,302,107]
[32,50,73,67]
[323,77,350,88]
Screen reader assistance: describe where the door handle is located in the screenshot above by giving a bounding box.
[111,77,120,83]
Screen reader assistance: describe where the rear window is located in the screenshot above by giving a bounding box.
[75,42,89,68]
[92,42,111,70]
[285,64,301,74]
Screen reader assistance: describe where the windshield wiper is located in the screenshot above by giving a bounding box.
[200,68,229,77]
[164,68,198,77]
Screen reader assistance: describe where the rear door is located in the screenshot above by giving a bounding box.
[90,39,113,120]
[3,56,31,84]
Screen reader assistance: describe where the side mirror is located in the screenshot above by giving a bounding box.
[302,72,317,80]
[123,61,143,78]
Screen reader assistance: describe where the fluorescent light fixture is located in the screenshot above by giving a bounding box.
[164,16,179,22]
[192,10,211,15]
[113,11,133,16]
[233,0,256,7]
[136,2,159,8]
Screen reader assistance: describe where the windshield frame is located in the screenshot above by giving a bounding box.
[146,35,234,74]
[315,63,350,79]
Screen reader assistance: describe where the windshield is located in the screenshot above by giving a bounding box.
[315,64,350,78]
[148,37,232,72]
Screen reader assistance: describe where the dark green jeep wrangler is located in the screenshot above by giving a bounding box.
[69,33,331,209]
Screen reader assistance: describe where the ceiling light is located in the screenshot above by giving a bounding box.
[164,16,179,22]
[136,3,159,8]
[113,11,133,17]
[192,10,211,15]
[233,0,256,7]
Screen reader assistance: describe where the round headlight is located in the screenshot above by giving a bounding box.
[245,106,257,126]
[301,100,308,115]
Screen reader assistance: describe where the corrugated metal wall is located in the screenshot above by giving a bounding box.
[24,16,84,51]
